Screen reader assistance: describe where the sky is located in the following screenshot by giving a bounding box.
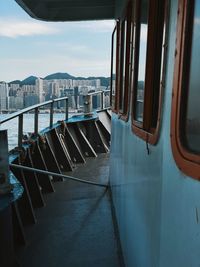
[0,0,115,82]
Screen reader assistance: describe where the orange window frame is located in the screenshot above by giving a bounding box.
[112,1,133,120]
[112,21,120,113]
[171,0,200,180]
[131,0,167,145]
[110,25,117,111]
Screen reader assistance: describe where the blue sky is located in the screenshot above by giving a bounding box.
[0,0,115,82]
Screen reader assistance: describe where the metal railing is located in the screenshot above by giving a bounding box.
[0,97,68,149]
[10,164,108,188]
[0,90,111,150]
[88,89,110,110]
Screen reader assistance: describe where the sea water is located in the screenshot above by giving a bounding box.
[0,113,68,150]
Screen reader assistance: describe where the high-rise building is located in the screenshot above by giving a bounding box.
[22,85,36,94]
[0,82,9,111]
[9,83,20,90]
[35,78,44,103]
[15,96,24,109]
[8,96,15,110]
[24,94,39,107]
[48,82,60,98]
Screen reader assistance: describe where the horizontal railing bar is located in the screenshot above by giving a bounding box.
[10,164,108,188]
[88,90,110,96]
[52,96,69,103]
[0,91,110,125]
[0,97,68,125]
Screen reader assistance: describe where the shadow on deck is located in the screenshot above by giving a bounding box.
[16,154,124,267]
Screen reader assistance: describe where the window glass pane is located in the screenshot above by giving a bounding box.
[185,0,200,153]
[111,28,116,109]
[119,20,127,111]
[135,0,149,122]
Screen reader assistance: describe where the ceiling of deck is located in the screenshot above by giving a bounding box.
[15,0,116,21]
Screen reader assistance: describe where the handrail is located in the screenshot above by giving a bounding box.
[0,91,110,149]
[10,164,108,188]
[0,92,110,125]
[87,89,110,96]
[0,96,69,149]
[87,90,110,110]
[0,97,68,125]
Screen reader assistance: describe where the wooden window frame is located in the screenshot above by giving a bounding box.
[171,0,200,180]
[112,21,120,113]
[118,2,133,121]
[110,25,117,111]
[131,0,167,145]
[112,1,133,121]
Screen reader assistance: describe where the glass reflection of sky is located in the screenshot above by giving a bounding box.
[138,25,148,81]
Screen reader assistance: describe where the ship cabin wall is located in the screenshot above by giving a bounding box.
[109,0,200,267]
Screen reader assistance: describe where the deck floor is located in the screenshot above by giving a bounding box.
[16,154,123,267]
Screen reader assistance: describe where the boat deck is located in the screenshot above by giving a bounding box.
[16,154,124,267]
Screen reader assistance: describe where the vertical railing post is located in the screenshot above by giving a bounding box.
[65,98,69,121]
[50,101,54,128]
[0,130,13,194]
[34,107,39,135]
[18,114,23,149]
[83,94,93,116]
[101,91,104,110]
[110,89,112,108]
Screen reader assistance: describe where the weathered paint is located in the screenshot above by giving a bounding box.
[109,1,200,266]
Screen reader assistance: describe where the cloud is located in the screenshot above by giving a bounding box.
[50,42,89,53]
[0,17,114,38]
[0,54,111,82]
[0,18,59,38]
[72,20,115,33]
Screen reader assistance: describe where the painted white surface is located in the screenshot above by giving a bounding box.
[109,1,200,266]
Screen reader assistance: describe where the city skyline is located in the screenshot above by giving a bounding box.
[2,71,111,84]
[0,76,111,112]
[0,0,115,82]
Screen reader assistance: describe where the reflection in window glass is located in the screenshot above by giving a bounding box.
[111,28,116,109]
[135,0,149,122]
[185,0,200,153]
[119,20,127,111]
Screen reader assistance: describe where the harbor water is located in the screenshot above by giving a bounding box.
[0,113,69,150]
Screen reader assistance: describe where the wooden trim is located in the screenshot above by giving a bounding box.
[112,21,121,113]
[132,0,143,128]
[112,0,133,120]
[171,0,200,180]
[118,1,133,121]
[143,0,165,131]
[131,0,167,145]
[118,19,126,112]
[110,25,117,111]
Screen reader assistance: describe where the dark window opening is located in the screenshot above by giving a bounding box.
[132,0,166,144]
[171,0,200,179]
[182,0,200,154]
[134,0,149,123]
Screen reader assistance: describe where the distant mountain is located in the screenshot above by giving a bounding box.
[21,76,38,86]
[74,76,110,86]
[44,72,75,80]
[9,72,110,87]
[8,80,21,85]
[88,76,110,87]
